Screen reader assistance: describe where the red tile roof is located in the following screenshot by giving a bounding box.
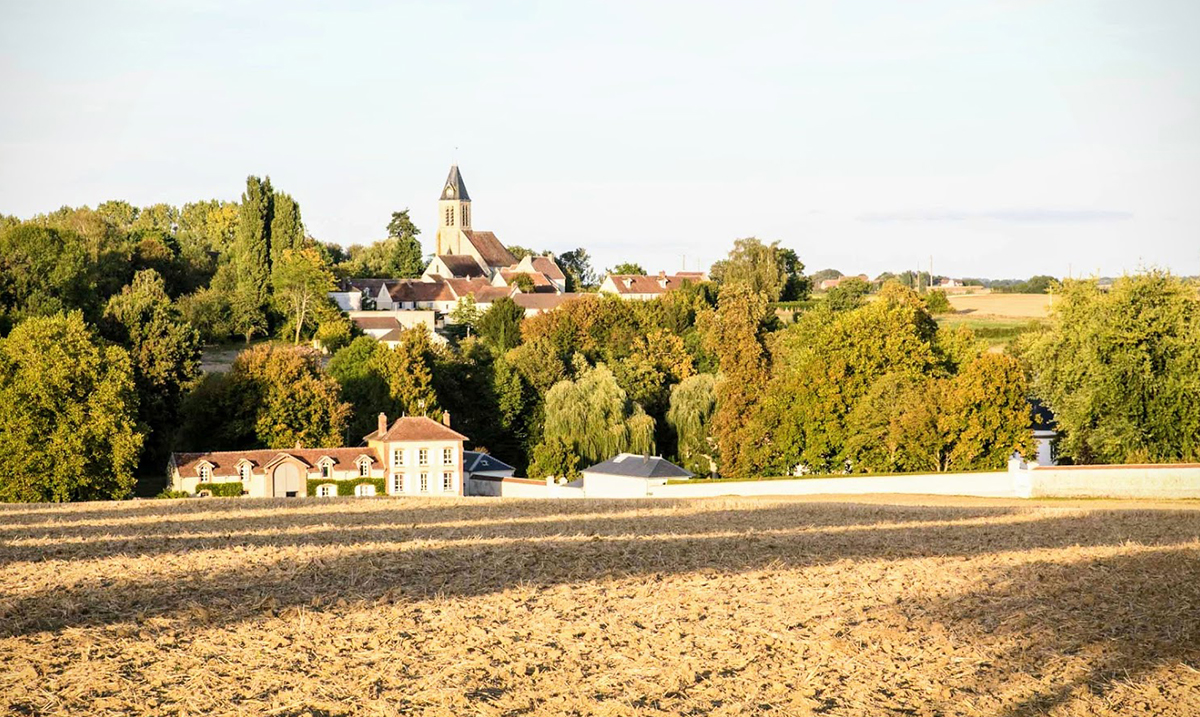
[605,274,697,295]
[387,280,454,303]
[364,416,468,442]
[353,315,402,331]
[463,230,517,268]
[513,293,585,311]
[499,269,556,289]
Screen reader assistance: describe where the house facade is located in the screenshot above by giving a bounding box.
[169,414,468,498]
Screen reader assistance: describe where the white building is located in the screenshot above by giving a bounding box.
[575,454,693,498]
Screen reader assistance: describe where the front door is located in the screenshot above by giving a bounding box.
[273,463,303,498]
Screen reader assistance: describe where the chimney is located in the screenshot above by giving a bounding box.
[441,411,452,427]
[377,413,387,436]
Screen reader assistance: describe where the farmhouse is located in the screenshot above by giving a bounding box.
[169,414,467,498]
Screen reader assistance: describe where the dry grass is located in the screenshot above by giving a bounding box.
[2,495,1199,716]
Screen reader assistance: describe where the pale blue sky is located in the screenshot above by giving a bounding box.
[1,0,1197,278]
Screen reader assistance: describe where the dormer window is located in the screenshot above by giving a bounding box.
[199,465,212,481]
[320,461,332,479]
[358,458,371,477]
[237,463,249,481]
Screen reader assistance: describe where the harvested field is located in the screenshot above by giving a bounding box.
[2,495,1199,716]
[947,293,1052,319]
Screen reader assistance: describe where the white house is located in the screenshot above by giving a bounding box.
[169,414,468,498]
[575,454,693,498]
[598,271,707,301]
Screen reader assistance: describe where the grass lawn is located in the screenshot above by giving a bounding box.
[2,495,1198,715]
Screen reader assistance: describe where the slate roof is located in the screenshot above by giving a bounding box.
[582,454,693,479]
[464,451,516,475]
[172,448,377,478]
[463,230,518,268]
[364,416,468,443]
[437,254,486,278]
[441,164,470,201]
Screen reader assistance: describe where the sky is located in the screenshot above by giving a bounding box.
[1,0,1198,279]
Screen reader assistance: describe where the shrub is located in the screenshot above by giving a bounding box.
[195,481,245,497]
[924,289,953,314]
[306,477,387,497]
[156,489,192,499]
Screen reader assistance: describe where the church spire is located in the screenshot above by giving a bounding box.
[440,164,471,202]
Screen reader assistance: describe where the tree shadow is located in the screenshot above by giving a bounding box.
[909,546,1200,715]
[2,501,1197,649]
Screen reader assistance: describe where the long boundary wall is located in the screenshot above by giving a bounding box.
[1016,463,1200,499]
[649,472,1015,499]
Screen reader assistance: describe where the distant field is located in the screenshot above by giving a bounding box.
[2,496,1198,715]
[947,292,1053,318]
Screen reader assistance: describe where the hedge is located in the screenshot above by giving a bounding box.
[306,477,387,497]
[195,481,246,497]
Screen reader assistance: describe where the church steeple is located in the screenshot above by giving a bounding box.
[440,164,471,202]
[436,164,472,254]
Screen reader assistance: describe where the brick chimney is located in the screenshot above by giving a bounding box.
[377,412,387,436]
[441,411,452,427]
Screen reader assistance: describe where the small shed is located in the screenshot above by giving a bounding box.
[463,451,517,496]
[580,454,693,498]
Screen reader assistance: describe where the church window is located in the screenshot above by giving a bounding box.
[445,206,453,226]
[462,205,469,225]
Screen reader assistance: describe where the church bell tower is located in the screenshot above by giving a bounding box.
[436,165,471,255]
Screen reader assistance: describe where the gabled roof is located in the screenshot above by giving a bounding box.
[583,454,693,479]
[441,164,470,202]
[444,277,493,298]
[172,448,378,478]
[463,230,517,268]
[464,451,516,474]
[353,315,403,331]
[498,269,557,291]
[436,254,486,278]
[473,285,518,302]
[529,256,566,281]
[364,416,468,443]
[342,278,392,293]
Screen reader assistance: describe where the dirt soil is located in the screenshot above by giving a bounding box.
[2,495,1199,716]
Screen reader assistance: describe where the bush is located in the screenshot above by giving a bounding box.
[156,489,192,499]
[306,477,387,497]
[924,290,953,314]
[195,481,245,497]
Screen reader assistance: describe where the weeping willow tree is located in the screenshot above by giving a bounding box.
[667,373,719,476]
[539,362,655,468]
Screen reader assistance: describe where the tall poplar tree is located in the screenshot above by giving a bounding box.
[233,175,273,339]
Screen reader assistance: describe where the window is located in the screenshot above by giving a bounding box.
[418,449,429,466]
[320,462,331,479]
[199,465,211,481]
[445,206,453,225]
[391,474,404,494]
[359,460,370,477]
[392,448,404,467]
[355,483,376,497]
[238,464,249,481]
[419,473,429,493]
[463,205,469,226]
[317,484,335,498]
[442,447,454,464]
[442,472,453,491]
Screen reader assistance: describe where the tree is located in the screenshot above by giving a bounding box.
[371,328,440,417]
[229,343,350,449]
[539,362,655,466]
[449,295,482,333]
[477,296,525,352]
[558,248,595,291]
[826,276,871,311]
[710,238,788,301]
[272,248,335,344]
[234,175,273,305]
[102,270,202,485]
[527,436,582,482]
[328,336,398,443]
[776,247,810,301]
[668,373,719,476]
[0,313,143,502]
[1023,272,1200,464]
[269,192,305,270]
[705,284,770,478]
[924,289,953,314]
[610,262,645,275]
[0,223,92,332]
[511,273,536,293]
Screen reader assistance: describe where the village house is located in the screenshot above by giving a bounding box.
[598,271,708,301]
[168,414,468,498]
[818,274,871,291]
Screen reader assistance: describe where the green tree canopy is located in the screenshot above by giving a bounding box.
[826,276,871,311]
[0,313,143,502]
[667,373,719,476]
[610,262,646,275]
[477,296,525,352]
[710,237,789,302]
[272,247,335,344]
[1022,272,1200,463]
[540,361,655,467]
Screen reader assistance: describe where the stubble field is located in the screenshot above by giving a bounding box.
[2,495,1199,716]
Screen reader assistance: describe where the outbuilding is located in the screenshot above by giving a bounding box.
[579,454,693,498]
